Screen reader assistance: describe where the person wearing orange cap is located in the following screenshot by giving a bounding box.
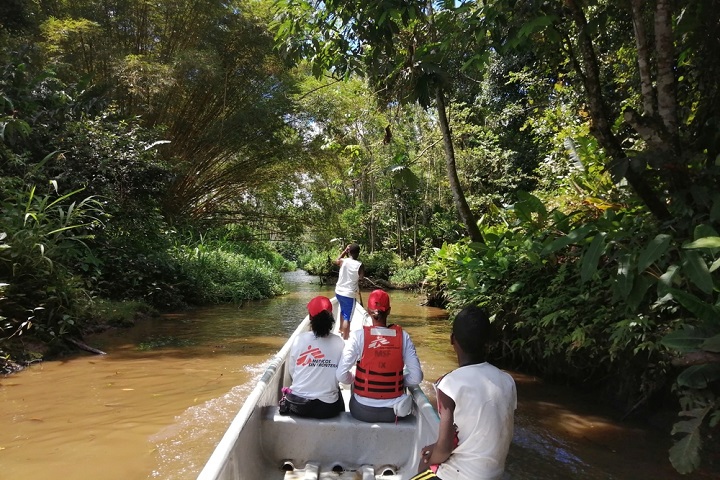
[280,296,345,418]
[336,289,423,423]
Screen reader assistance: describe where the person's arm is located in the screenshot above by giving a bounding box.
[419,388,456,470]
[334,245,350,266]
[336,331,361,384]
[402,333,423,386]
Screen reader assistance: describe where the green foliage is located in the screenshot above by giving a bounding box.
[162,230,290,305]
[389,263,427,289]
[427,185,720,472]
[0,40,297,368]
[0,181,105,352]
[362,250,400,280]
[298,250,334,277]
[172,244,285,304]
[196,226,296,272]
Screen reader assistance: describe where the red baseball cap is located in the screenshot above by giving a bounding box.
[367,289,391,312]
[307,296,333,317]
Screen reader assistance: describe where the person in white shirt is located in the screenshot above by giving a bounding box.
[281,296,345,419]
[336,289,423,423]
[334,243,365,339]
[413,305,517,480]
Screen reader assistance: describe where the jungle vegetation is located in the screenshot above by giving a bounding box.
[1,0,719,474]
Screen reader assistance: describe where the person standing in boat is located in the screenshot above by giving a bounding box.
[412,305,516,480]
[334,243,364,340]
[336,289,423,423]
[280,296,345,419]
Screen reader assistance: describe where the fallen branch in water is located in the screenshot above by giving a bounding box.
[66,337,107,355]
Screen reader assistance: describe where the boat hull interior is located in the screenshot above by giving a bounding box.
[197,299,440,480]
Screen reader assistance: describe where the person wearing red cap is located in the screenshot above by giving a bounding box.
[280,296,345,418]
[336,289,423,423]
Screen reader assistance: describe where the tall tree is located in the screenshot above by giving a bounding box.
[274,0,484,242]
[35,0,303,222]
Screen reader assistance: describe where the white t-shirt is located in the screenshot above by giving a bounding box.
[288,331,345,404]
[336,326,423,408]
[335,258,362,297]
[435,363,516,480]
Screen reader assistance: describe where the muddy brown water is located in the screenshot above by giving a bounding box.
[0,271,703,479]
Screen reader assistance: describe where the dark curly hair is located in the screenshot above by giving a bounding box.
[310,310,335,337]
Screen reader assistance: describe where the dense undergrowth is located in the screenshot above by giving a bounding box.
[424,187,720,474]
[0,56,292,372]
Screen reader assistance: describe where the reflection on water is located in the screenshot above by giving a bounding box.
[0,271,701,479]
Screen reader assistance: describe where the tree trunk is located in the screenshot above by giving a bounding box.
[630,0,656,117]
[565,0,671,222]
[434,87,483,243]
[654,0,678,148]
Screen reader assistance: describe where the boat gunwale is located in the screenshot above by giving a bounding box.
[196,315,311,480]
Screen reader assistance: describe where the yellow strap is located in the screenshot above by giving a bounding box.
[410,470,437,480]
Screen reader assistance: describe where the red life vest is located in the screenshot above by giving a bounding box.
[354,325,404,399]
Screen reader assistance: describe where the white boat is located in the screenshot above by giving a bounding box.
[197,298,440,480]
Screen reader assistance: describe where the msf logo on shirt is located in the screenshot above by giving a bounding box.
[297,345,325,366]
[368,336,391,349]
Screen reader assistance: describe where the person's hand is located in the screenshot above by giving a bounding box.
[418,443,436,473]
[420,444,435,465]
[339,321,349,340]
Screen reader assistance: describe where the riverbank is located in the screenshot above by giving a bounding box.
[0,299,159,375]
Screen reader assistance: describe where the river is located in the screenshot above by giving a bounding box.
[0,271,702,479]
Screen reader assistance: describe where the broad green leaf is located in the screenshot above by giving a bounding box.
[614,253,635,300]
[508,282,522,294]
[541,224,594,255]
[681,251,714,294]
[669,419,703,474]
[676,364,720,389]
[514,190,547,225]
[637,234,671,272]
[710,258,720,273]
[660,326,704,353]
[683,237,720,250]
[466,271,477,289]
[581,232,606,283]
[693,224,719,240]
[657,264,679,297]
[389,164,420,190]
[701,334,720,353]
[668,288,720,323]
[672,407,710,434]
[627,275,654,312]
